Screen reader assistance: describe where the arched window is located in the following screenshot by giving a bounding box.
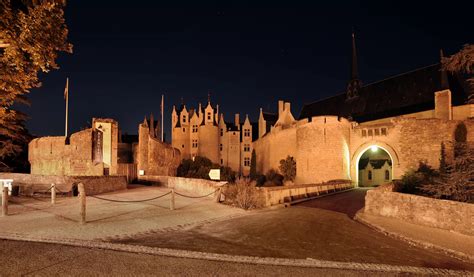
[385,170,390,180]
[368,170,372,180]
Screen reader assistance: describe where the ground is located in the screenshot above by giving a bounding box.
[0,186,473,275]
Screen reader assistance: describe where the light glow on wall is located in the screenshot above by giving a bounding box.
[371,145,378,152]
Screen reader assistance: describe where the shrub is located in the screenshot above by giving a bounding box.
[265,169,284,186]
[177,156,236,181]
[279,156,296,181]
[220,166,236,182]
[249,150,257,180]
[223,178,262,209]
[255,174,266,187]
[399,170,424,194]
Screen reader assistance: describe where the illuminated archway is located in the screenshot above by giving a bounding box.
[350,142,400,187]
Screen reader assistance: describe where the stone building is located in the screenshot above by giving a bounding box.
[171,97,256,176]
[252,33,474,186]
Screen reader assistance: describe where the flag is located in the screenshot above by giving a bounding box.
[64,77,69,100]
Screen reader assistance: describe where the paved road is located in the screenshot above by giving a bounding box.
[115,189,474,271]
[0,239,396,276]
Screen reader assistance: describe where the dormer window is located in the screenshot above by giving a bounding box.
[182,115,186,123]
[207,113,211,120]
[244,129,250,137]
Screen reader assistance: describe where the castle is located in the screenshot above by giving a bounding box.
[171,33,474,186]
[171,96,255,176]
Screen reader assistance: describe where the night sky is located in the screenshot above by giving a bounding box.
[25,1,473,141]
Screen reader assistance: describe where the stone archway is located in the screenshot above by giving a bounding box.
[350,141,400,187]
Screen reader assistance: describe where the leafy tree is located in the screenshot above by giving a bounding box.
[0,0,72,163]
[441,44,474,103]
[279,155,296,182]
[249,149,257,180]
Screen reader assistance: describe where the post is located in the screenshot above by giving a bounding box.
[78,183,86,224]
[2,186,8,216]
[64,77,69,137]
[51,183,56,204]
[215,187,221,203]
[170,189,175,210]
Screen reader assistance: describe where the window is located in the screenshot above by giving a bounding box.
[182,144,184,148]
[375,129,380,136]
[192,125,198,133]
[207,113,211,120]
[220,128,224,136]
[220,159,223,165]
[385,170,390,180]
[183,115,186,123]
[244,157,250,167]
[192,139,198,148]
[362,130,367,137]
[219,143,223,151]
[368,170,372,180]
[182,127,186,133]
[381,128,387,136]
[244,129,250,137]
[244,144,250,152]
[368,130,373,136]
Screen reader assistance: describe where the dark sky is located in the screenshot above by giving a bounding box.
[25,1,473,141]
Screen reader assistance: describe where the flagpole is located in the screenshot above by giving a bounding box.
[161,94,164,142]
[65,77,69,137]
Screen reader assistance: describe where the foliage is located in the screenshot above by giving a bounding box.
[255,174,266,187]
[278,155,296,182]
[223,178,262,210]
[441,44,474,103]
[176,156,236,182]
[422,142,474,202]
[265,169,284,186]
[249,149,257,180]
[439,142,447,175]
[399,162,439,194]
[0,0,72,162]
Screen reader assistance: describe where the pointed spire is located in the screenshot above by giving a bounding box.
[351,28,358,80]
[143,116,148,127]
[440,49,449,90]
[149,113,155,138]
[347,28,361,100]
[208,91,211,103]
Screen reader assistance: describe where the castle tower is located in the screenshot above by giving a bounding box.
[241,114,253,176]
[198,96,219,163]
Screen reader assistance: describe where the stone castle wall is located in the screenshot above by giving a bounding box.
[365,184,474,236]
[198,124,219,164]
[137,123,181,176]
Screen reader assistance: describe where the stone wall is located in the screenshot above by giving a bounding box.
[139,175,225,197]
[364,184,474,236]
[0,173,127,196]
[137,122,181,176]
[257,181,354,207]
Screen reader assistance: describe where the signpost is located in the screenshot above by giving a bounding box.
[208,169,220,180]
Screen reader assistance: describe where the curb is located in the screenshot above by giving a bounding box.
[0,234,471,275]
[354,211,474,264]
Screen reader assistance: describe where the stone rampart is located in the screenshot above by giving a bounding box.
[139,175,226,197]
[0,173,127,196]
[364,184,474,236]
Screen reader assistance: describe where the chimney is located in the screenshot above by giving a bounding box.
[284,102,291,113]
[278,100,284,115]
[235,113,240,128]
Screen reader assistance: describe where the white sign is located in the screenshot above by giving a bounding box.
[0,179,13,195]
[139,170,145,176]
[208,169,220,180]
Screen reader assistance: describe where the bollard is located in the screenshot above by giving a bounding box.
[51,183,56,205]
[170,189,175,210]
[78,183,86,224]
[2,186,8,217]
[215,187,221,203]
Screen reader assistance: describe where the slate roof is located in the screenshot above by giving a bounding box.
[359,158,392,170]
[299,63,470,122]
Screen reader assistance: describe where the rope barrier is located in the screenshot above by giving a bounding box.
[90,191,172,203]
[174,188,219,199]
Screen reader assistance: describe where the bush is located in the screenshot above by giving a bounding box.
[279,156,296,181]
[255,174,266,187]
[265,169,284,186]
[398,170,424,194]
[223,178,262,209]
[177,156,236,181]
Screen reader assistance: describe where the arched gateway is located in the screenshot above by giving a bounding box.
[350,142,400,187]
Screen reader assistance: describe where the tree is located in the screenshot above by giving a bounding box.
[442,44,474,103]
[249,149,257,180]
[0,0,72,164]
[279,155,296,182]
[439,142,447,175]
